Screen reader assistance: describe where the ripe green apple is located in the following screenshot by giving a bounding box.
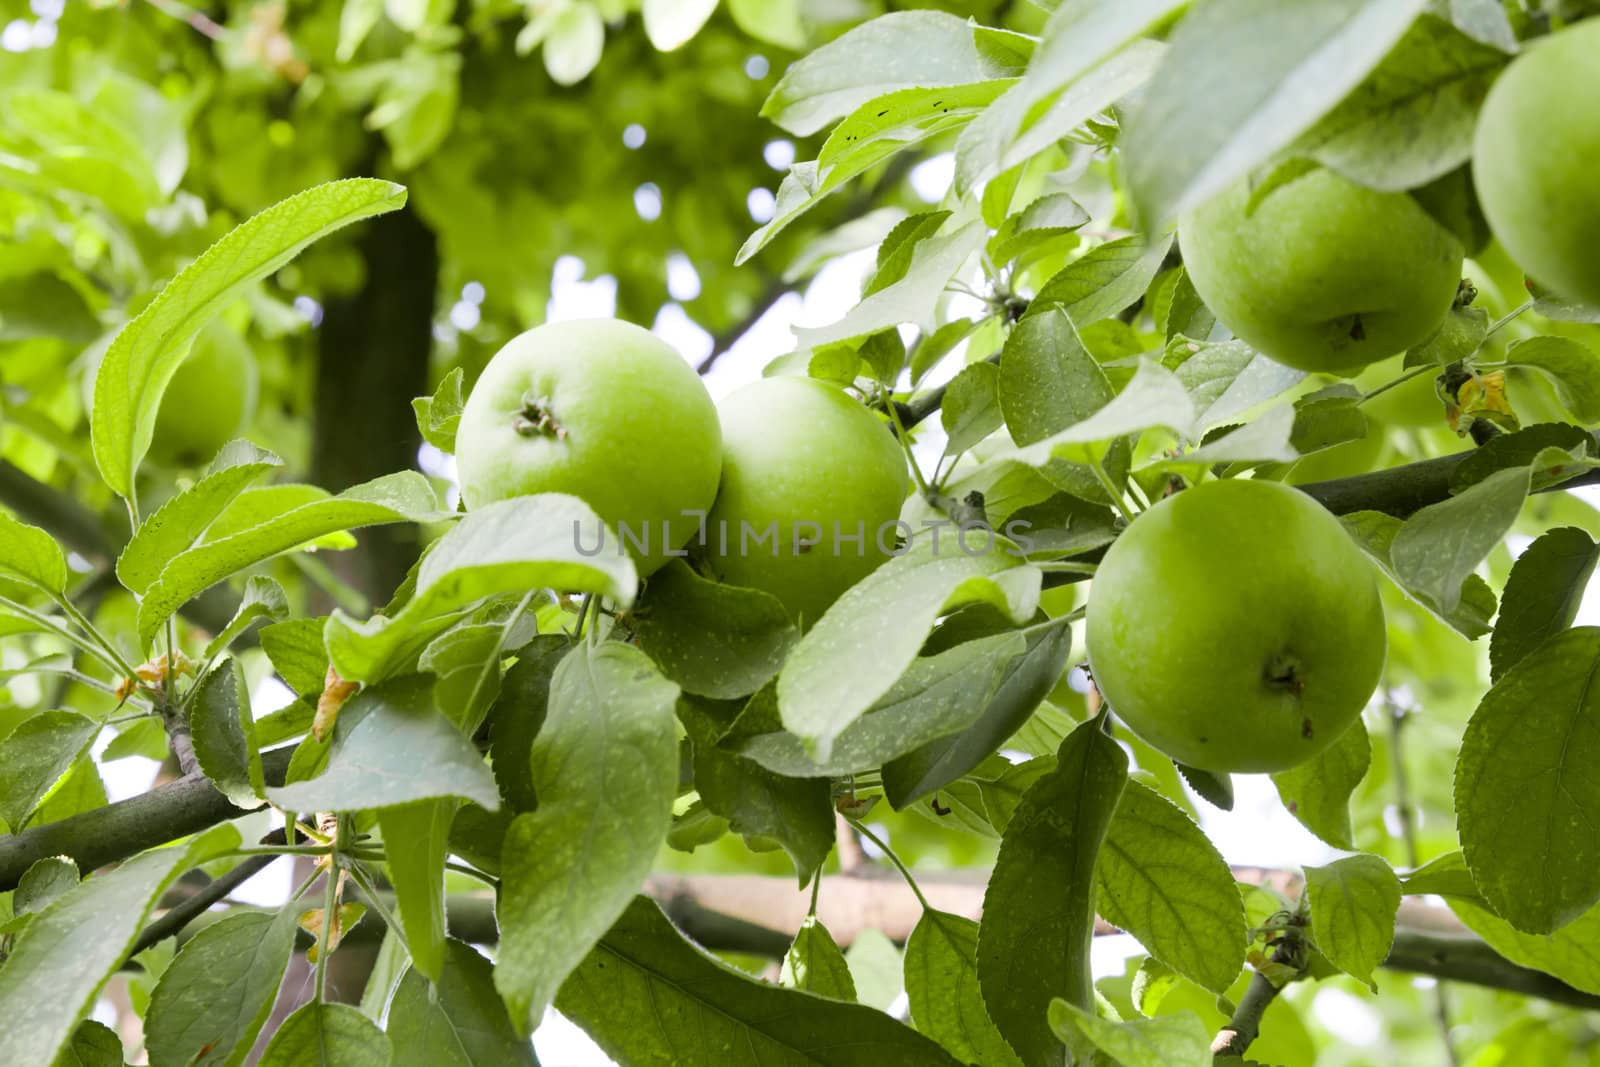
[700,376,907,626]
[1178,167,1464,373]
[1473,19,1600,305]
[148,320,259,468]
[455,318,721,577]
[1086,478,1385,773]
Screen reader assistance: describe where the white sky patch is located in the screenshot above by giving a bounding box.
[763,139,796,171]
[747,187,777,223]
[652,303,713,367]
[666,252,701,301]
[633,183,663,222]
[909,153,955,204]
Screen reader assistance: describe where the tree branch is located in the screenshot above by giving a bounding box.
[127,828,296,957]
[1211,968,1286,1058]
[0,746,295,890]
[0,459,122,568]
[1384,929,1600,1012]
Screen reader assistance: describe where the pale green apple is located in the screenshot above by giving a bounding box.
[1473,19,1600,305]
[455,318,722,576]
[701,376,907,626]
[1179,167,1463,372]
[1086,478,1385,773]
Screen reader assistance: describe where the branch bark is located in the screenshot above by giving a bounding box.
[0,746,294,889]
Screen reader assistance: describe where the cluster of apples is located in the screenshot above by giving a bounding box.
[454,318,907,626]
[1090,21,1600,775]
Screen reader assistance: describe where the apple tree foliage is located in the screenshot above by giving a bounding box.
[4,1,1600,1064]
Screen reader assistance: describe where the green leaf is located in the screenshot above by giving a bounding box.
[485,636,567,812]
[1340,510,1497,638]
[1456,627,1600,933]
[258,1002,392,1066]
[49,1020,123,1067]
[325,494,635,684]
[999,310,1116,446]
[634,560,799,700]
[191,658,263,810]
[737,632,1023,776]
[203,575,289,659]
[1492,527,1600,682]
[1530,282,1600,324]
[905,910,1022,1067]
[1502,335,1600,423]
[728,0,804,50]
[1391,465,1529,614]
[934,363,998,460]
[1122,0,1426,227]
[137,472,441,646]
[116,441,283,595]
[739,78,996,266]
[1400,850,1483,903]
[845,929,903,1011]
[679,696,835,885]
[0,514,68,594]
[761,11,1015,136]
[1098,782,1247,995]
[978,721,1128,1065]
[12,857,79,922]
[556,896,964,1064]
[411,367,464,455]
[1271,718,1371,849]
[1048,998,1211,1067]
[539,4,604,85]
[1167,338,1305,429]
[1012,358,1199,467]
[1450,896,1600,996]
[790,222,986,345]
[1408,302,1489,367]
[782,916,857,1000]
[145,905,299,1067]
[1296,14,1507,190]
[883,623,1072,809]
[260,617,331,696]
[1448,423,1594,493]
[418,602,540,733]
[988,193,1091,265]
[380,799,456,983]
[0,839,215,1065]
[265,675,499,813]
[642,0,716,51]
[388,940,536,1066]
[1023,235,1175,328]
[91,179,405,501]
[776,540,1038,760]
[494,642,680,1032]
[0,710,98,829]
[954,0,1181,194]
[1303,854,1401,990]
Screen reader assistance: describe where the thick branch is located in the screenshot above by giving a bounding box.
[0,460,122,567]
[0,746,294,889]
[1384,929,1600,1012]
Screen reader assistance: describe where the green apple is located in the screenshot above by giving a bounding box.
[455,318,721,577]
[1086,478,1385,773]
[1179,167,1464,373]
[1473,19,1600,305]
[700,376,907,626]
[148,320,259,468]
